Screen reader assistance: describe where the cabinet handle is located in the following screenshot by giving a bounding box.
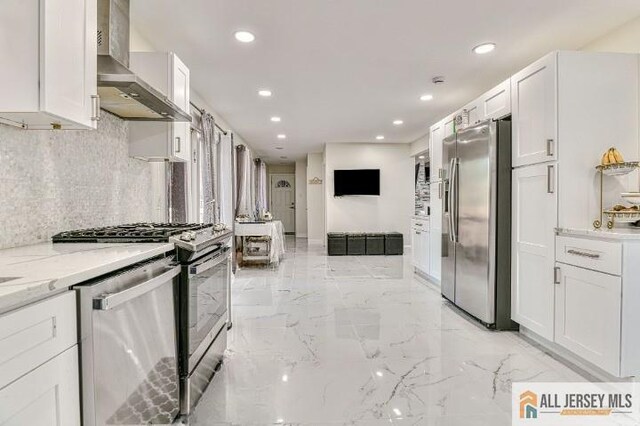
[554,266,561,284]
[91,95,101,121]
[438,182,443,199]
[566,249,600,259]
[547,165,555,194]
[546,139,554,156]
[175,137,181,153]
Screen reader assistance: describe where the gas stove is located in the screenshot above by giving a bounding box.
[52,223,231,251]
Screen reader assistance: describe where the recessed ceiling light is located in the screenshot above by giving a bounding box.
[393,120,404,126]
[234,30,255,43]
[473,42,496,55]
[275,146,284,150]
[418,155,425,159]
[277,134,287,139]
[271,116,281,122]
[376,135,385,140]
[420,94,434,101]
[258,89,272,97]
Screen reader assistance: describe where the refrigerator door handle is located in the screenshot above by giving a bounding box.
[450,158,459,243]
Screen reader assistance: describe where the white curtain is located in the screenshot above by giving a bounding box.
[235,145,253,218]
[255,159,267,215]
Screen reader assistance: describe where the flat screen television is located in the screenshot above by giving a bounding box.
[334,169,380,196]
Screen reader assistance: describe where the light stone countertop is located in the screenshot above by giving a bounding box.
[0,242,174,314]
[556,227,640,241]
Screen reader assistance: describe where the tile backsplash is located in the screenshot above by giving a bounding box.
[0,113,155,249]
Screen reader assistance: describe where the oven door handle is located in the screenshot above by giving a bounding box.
[93,265,181,311]
[189,247,230,276]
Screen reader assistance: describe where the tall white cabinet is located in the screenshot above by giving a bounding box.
[510,51,640,363]
[0,0,98,130]
[428,123,444,282]
[129,52,191,162]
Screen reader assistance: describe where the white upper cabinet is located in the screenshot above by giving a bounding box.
[480,78,511,122]
[511,163,557,341]
[429,121,444,182]
[511,52,557,167]
[0,0,98,130]
[129,52,191,162]
[442,113,456,139]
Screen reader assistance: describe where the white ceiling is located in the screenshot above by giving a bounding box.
[132,1,640,162]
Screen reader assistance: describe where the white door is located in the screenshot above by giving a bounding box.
[511,52,557,167]
[481,78,511,121]
[511,163,557,340]
[270,174,295,233]
[0,347,81,426]
[429,182,442,281]
[429,122,443,182]
[554,263,621,376]
[42,0,97,129]
[170,54,190,162]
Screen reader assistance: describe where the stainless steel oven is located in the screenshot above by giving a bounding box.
[75,256,181,426]
[178,244,231,414]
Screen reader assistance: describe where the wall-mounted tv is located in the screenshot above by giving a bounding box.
[334,169,380,196]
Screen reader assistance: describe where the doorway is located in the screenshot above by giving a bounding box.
[270,173,295,234]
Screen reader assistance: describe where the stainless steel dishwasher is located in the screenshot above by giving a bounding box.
[75,256,181,426]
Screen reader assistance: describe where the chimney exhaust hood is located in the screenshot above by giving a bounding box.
[97,0,191,122]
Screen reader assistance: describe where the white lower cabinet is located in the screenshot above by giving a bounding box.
[511,163,557,341]
[554,263,621,376]
[0,346,80,426]
[429,184,442,281]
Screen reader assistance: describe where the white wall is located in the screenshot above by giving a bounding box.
[324,143,413,241]
[295,160,308,238]
[582,16,640,53]
[306,153,325,245]
[410,133,429,157]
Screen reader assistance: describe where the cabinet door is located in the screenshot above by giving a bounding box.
[411,229,421,268]
[555,264,621,376]
[512,163,557,340]
[429,122,443,182]
[421,230,430,274]
[511,53,557,167]
[170,54,191,162]
[429,183,442,281]
[442,114,456,139]
[481,78,511,121]
[0,346,80,426]
[42,0,97,129]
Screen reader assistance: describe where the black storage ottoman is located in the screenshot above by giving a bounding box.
[385,232,404,255]
[347,233,366,255]
[366,233,385,255]
[327,233,347,256]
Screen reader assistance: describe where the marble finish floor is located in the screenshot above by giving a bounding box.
[188,238,586,425]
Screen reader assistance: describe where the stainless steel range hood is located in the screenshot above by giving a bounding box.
[97,0,191,122]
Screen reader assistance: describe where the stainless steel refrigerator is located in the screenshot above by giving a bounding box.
[441,119,516,330]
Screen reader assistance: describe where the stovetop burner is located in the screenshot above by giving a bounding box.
[52,223,214,243]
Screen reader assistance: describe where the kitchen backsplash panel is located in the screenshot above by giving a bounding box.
[0,113,155,249]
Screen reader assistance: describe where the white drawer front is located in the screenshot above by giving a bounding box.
[556,236,621,276]
[411,218,429,230]
[0,292,77,388]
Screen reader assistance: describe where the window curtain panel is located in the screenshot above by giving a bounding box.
[235,145,253,218]
[201,112,219,224]
[255,159,267,216]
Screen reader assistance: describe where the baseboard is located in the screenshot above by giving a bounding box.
[519,326,628,382]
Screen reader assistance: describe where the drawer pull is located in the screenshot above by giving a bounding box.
[567,249,600,259]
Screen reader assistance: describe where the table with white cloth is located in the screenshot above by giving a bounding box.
[235,220,286,265]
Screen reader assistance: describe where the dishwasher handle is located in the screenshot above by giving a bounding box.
[93,265,181,311]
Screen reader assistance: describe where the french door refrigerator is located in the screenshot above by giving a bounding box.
[441,119,516,330]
